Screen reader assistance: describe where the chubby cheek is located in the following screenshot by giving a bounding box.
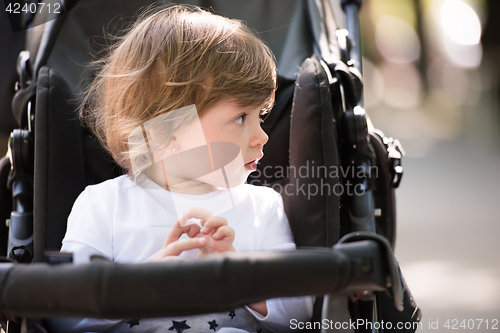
[197,147,248,187]
[207,130,242,149]
[200,118,224,142]
[178,121,208,150]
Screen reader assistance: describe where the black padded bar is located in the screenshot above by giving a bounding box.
[0,249,352,319]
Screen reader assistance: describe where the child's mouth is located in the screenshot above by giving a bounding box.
[244,157,262,171]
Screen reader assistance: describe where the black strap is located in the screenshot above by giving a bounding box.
[321,0,341,62]
[303,0,341,64]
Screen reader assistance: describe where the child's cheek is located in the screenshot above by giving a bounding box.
[196,151,247,188]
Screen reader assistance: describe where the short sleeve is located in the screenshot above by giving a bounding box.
[258,189,295,251]
[51,186,120,331]
[244,296,314,332]
[246,188,314,331]
[62,185,115,263]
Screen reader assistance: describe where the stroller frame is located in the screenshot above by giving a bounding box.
[0,0,420,332]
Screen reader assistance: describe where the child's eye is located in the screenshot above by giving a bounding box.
[234,114,246,125]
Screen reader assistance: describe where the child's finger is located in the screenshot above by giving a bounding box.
[164,237,206,256]
[200,216,228,234]
[163,219,200,248]
[178,207,213,227]
[164,219,201,247]
[163,219,186,248]
[185,223,201,238]
[212,226,235,241]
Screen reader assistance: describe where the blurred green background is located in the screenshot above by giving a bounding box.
[333,0,500,330]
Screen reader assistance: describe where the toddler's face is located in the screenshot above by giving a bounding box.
[197,99,268,185]
[145,100,268,191]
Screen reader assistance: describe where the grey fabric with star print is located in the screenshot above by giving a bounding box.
[104,307,273,333]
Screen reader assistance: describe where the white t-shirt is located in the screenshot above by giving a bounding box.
[53,175,313,332]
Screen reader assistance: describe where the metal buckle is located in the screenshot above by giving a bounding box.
[383,137,405,188]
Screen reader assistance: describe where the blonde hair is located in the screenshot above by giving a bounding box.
[80,4,277,176]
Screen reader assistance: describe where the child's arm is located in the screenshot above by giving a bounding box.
[243,187,314,331]
[247,301,268,316]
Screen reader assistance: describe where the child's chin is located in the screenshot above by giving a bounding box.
[201,170,248,189]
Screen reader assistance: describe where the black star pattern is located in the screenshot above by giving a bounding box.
[228,309,236,319]
[168,320,191,333]
[127,319,140,328]
[208,319,218,331]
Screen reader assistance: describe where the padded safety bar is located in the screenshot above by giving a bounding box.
[0,245,396,319]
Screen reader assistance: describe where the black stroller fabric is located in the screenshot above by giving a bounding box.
[33,66,121,262]
[251,56,341,249]
[288,56,341,248]
[33,66,85,261]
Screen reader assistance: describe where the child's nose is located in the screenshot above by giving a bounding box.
[253,124,268,147]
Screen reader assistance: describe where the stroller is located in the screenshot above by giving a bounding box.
[0,0,421,332]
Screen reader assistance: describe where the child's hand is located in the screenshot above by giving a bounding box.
[141,218,207,263]
[178,208,236,258]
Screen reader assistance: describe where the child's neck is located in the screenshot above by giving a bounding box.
[147,161,220,195]
[165,180,219,195]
